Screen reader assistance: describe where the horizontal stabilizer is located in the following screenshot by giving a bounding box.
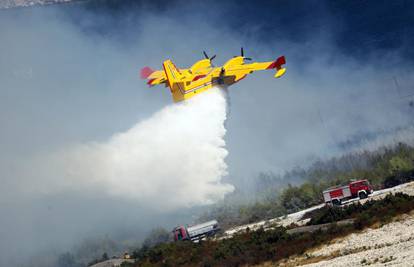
[140,66,155,79]
[274,68,286,78]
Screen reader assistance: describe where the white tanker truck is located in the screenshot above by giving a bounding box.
[173,220,220,242]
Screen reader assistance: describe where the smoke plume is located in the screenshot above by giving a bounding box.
[22,87,233,210]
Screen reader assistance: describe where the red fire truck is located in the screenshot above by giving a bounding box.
[323,179,373,205]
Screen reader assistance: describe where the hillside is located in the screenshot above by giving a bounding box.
[197,142,414,232]
[222,182,414,239]
[126,182,414,267]
[63,143,414,267]
[117,142,414,267]
[257,182,414,266]
[302,213,414,266]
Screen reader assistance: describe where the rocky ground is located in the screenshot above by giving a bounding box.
[257,182,414,267]
[277,212,414,267]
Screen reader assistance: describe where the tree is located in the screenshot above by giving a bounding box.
[101,252,109,261]
[389,156,413,175]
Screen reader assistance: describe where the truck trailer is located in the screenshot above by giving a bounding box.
[323,179,373,205]
[173,220,220,242]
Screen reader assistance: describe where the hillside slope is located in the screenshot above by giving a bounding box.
[260,182,414,267]
[223,182,414,239]
[269,212,414,267]
[129,182,414,267]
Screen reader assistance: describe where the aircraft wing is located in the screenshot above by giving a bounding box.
[246,56,286,78]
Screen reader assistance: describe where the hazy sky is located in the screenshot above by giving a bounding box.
[1,1,414,266]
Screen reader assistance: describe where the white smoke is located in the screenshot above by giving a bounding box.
[21,87,234,210]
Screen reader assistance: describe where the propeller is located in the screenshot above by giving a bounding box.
[240,47,252,61]
[203,51,216,61]
[220,67,225,76]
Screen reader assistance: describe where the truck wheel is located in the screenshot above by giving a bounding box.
[332,199,341,206]
[359,191,368,199]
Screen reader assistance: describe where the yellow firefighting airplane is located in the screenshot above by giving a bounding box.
[140,48,286,102]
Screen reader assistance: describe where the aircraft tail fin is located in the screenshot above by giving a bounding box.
[162,60,186,102]
[266,56,286,78]
[163,60,184,84]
